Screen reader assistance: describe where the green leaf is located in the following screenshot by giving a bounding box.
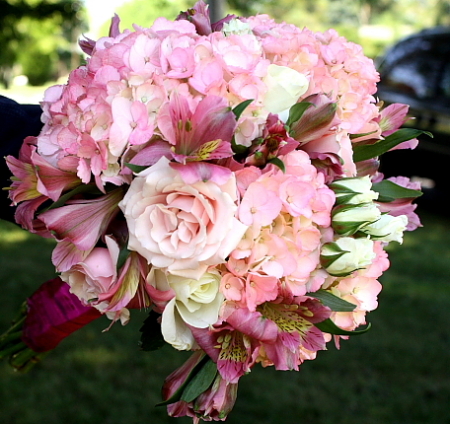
[372,180,423,203]
[117,246,131,271]
[268,157,286,173]
[138,310,165,352]
[315,319,371,335]
[286,102,312,127]
[353,128,432,162]
[181,358,218,403]
[232,99,253,120]
[231,136,248,155]
[310,290,356,312]
[125,163,150,173]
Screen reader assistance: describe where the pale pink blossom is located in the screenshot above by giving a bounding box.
[109,98,155,157]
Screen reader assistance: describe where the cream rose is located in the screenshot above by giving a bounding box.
[119,157,248,279]
[149,269,224,351]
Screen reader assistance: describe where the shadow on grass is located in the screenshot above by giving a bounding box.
[1,211,449,424]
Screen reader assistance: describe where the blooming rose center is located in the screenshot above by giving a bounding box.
[148,190,217,257]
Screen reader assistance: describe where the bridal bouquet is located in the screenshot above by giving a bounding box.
[2,1,425,422]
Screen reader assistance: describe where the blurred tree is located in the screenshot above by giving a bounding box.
[100,0,191,34]
[0,0,86,88]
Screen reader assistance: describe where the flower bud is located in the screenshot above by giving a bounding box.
[332,203,381,236]
[289,94,339,144]
[176,1,212,35]
[362,214,408,244]
[329,175,379,205]
[321,237,376,276]
[193,374,238,420]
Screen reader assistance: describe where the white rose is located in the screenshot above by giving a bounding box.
[321,237,376,276]
[363,214,408,244]
[119,157,248,280]
[149,269,224,351]
[263,64,309,116]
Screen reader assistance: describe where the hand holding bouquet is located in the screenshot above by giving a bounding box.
[1,1,425,422]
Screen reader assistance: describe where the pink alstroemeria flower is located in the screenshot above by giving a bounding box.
[6,137,80,204]
[39,188,123,253]
[376,176,422,231]
[378,103,411,136]
[192,307,278,384]
[158,94,236,164]
[162,350,238,422]
[378,103,418,150]
[99,251,151,311]
[257,298,331,371]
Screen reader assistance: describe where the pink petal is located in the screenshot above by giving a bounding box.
[39,188,123,251]
[52,240,90,272]
[170,162,232,185]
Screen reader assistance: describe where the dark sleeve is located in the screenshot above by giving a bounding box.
[0,95,44,222]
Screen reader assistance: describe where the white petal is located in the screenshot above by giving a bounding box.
[161,298,195,351]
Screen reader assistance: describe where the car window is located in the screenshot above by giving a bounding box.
[383,55,440,98]
[440,62,450,102]
[379,33,450,100]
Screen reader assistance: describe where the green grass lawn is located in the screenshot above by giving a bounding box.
[1,209,449,424]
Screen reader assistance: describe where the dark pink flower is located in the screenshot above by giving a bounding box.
[245,114,298,167]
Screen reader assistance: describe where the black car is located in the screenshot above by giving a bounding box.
[375,27,450,211]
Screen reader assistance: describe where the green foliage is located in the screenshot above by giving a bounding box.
[99,0,191,35]
[353,129,432,163]
[0,0,86,87]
